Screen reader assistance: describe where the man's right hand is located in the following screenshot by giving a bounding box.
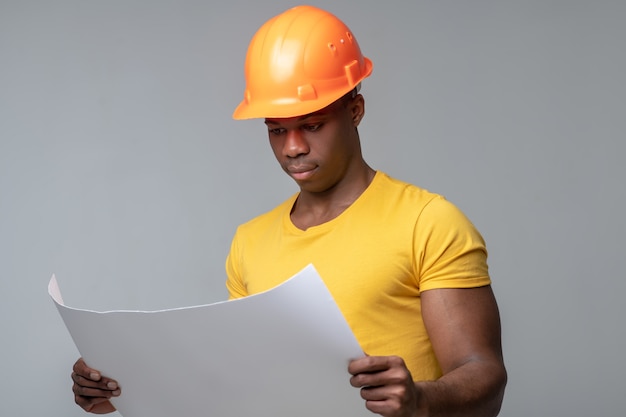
[71,358,120,414]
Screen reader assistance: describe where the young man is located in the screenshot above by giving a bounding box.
[72,5,507,416]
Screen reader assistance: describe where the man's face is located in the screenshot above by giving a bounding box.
[264,95,363,194]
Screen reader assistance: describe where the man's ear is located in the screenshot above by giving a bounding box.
[350,94,365,127]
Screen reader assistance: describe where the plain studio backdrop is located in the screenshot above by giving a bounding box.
[1,1,624,416]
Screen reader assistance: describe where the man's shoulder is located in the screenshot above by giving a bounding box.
[374,171,442,205]
[373,171,476,225]
[378,172,480,234]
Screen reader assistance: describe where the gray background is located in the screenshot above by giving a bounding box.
[1,0,624,416]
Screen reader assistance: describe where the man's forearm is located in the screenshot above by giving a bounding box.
[414,360,507,417]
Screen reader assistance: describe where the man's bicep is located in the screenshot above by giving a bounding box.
[421,285,504,374]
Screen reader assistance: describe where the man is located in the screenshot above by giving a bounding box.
[72,5,507,416]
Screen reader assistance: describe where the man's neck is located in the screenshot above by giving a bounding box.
[290,165,376,230]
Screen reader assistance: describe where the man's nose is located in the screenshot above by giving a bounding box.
[284,129,310,158]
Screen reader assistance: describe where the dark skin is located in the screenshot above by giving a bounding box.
[264,92,375,229]
[71,92,507,416]
[71,358,119,414]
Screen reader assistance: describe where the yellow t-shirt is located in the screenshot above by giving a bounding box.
[225,171,490,380]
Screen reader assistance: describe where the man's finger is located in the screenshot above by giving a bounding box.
[71,371,118,390]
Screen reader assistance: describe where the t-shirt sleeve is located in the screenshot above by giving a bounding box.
[224,228,249,300]
[415,196,491,292]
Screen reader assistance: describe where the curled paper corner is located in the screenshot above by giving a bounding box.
[48,274,65,305]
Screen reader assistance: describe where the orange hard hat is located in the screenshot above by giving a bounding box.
[232,5,373,120]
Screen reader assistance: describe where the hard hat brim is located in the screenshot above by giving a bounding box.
[232,57,372,120]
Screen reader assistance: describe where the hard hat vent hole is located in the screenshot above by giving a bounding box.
[346,32,353,43]
[328,43,337,56]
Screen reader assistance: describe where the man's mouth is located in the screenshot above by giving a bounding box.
[287,165,317,180]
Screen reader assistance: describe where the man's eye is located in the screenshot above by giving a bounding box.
[268,128,286,135]
[302,124,322,132]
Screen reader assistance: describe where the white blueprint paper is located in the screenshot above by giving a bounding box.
[49,264,370,417]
